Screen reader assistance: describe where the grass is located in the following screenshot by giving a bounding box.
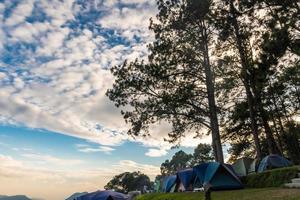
[136,188,300,200]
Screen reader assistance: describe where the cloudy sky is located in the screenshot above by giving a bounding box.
[0,0,211,199]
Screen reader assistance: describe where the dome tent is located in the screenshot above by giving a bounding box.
[193,162,243,190]
[162,175,177,193]
[77,190,128,200]
[154,178,161,192]
[258,154,292,172]
[176,168,196,191]
[232,157,255,176]
[66,192,88,200]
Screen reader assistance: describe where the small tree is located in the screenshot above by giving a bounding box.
[104,171,151,193]
[191,143,214,165]
[160,150,192,175]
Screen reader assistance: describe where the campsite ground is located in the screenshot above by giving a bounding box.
[136,188,300,200]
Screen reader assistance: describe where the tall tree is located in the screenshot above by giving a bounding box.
[244,0,299,155]
[216,0,299,158]
[214,0,263,160]
[107,0,224,162]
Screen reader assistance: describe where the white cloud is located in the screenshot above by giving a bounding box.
[13,77,25,89]
[76,144,115,154]
[10,21,51,42]
[0,154,159,200]
[0,154,23,168]
[0,72,6,80]
[39,0,75,26]
[0,0,208,162]
[145,148,168,157]
[37,27,70,56]
[113,160,160,178]
[5,0,34,26]
[21,153,83,166]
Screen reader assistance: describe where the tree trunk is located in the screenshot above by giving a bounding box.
[269,84,285,153]
[202,21,224,163]
[211,139,218,162]
[269,109,284,154]
[256,96,281,155]
[245,83,262,160]
[228,0,262,161]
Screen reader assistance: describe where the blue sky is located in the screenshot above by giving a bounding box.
[0,0,210,199]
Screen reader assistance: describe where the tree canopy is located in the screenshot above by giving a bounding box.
[104,171,151,193]
[160,144,213,175]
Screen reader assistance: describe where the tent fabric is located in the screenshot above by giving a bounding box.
[249,160,256,173]
[154,179,161,192]
[162,175,177,193]
[169,183,177,193]
[193,162,243,190]
[193,163,209,186]
[232,157,255,176]
[77,190,128,200]
[66,192,88,200]
[258,154,292,173]
[162,176,169,192]
[176,168,195,191]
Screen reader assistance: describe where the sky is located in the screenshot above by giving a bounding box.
[0,0,213,199]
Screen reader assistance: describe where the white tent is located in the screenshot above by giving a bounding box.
[232,157,255,176]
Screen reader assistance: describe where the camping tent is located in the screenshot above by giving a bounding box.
[154,179,161,192]
[77,190,128,200]
[176,168,195,191]
[258,154,292,172]
[232,157,255,176]
[65,192,88,200]
[162,175,177,193]
[193,162,243,190]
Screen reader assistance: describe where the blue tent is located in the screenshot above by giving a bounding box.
[162,175,177,193]
[193,162,243,190]
[66,192,88,200]
[176,168,195,191]
[77,190,128,200]
[258,154,292,172]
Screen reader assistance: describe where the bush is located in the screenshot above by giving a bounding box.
[241,166,299,188]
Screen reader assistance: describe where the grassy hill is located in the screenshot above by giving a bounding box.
[136,188,300,200]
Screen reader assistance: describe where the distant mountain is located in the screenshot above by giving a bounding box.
[0,195,31,200]
[65,192,88,200]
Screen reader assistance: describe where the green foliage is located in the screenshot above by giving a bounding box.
[160,150,192,175]
[214,0,300,158]
[106,0,300,163]
[160,144,213,175]
[241,166,299,188]
[107,0,214,141]
[281,122,300,164]
[136,188,300,200]
[104,171,151,193]
[191,143,213,165]
[106,0,226,163]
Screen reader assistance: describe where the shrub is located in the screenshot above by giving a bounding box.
[241,166,299,188]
